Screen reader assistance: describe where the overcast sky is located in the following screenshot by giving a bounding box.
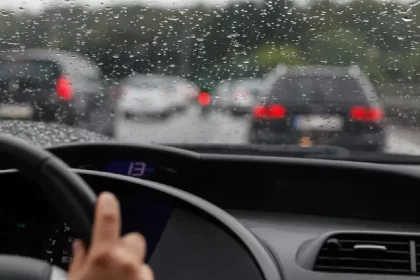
[0,0,262,12]
[0,0,413,14]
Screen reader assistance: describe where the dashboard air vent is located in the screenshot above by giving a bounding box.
[314,233,412,275]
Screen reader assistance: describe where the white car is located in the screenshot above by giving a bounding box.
[169,77,199,111]
[213,80,234,111]
[117,77,174,120]
[171,82,191,111]
[184,82,200,102]
[229,79,262,116]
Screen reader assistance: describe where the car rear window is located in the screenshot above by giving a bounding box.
[233,81,261,96]
[0,60,59,80]
[269,76,367,104]
[129,81,160,88]
[126,78,173,91]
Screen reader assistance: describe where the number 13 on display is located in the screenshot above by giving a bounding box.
[127,161,147,177]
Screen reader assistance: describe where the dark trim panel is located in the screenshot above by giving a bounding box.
[0,168,283,280]
[76,169,283,280]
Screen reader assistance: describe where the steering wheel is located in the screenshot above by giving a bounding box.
[0,134,96,280]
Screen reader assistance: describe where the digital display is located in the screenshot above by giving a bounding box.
[104,160,154,178]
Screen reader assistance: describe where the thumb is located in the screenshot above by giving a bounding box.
[69,239,86,271]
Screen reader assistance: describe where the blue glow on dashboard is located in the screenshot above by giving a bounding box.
[103,160,169,262]
[104,160,154,178]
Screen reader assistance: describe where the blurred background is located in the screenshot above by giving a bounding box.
[1,0,420,155]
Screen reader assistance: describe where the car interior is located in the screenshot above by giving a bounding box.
[1,137,420,280]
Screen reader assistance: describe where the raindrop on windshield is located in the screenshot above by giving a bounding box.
[400,0,420,21]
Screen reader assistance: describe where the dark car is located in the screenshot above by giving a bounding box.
[248,65,385,152]
[0,49,116,136]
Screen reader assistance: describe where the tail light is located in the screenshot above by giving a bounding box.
[198,92,211,106]
[56,76,72,101]
[253,104,286,119]
[350,106,383,122]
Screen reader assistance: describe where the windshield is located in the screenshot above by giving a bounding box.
[0,0,420,160]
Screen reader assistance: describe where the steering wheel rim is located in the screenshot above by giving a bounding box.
[0,134,97,280]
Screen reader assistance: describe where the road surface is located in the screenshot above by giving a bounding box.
[115,106,420,156]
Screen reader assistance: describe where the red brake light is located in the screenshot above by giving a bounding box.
[350,106,383,122]
[253,104,286,119]
[270,104,287,118]
[198,92,211,106]
[253,106,267,118]
[56,76,73,101]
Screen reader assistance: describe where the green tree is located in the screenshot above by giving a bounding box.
[255,43,305,68]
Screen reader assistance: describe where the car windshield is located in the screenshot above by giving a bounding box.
[233,80,261,96]
[0,0,420,160]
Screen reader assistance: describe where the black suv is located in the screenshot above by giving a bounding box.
[0,49,116,136]
[248,65,385,152]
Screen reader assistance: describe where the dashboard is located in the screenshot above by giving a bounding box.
[2,142,420,280]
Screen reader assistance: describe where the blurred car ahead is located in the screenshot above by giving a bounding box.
[228,79,262,116]
[168,76,198,112]
[249,65,385,152]
[183,81,200,103]
[117,74,175,120]
[0,49,116,137]
[213,80,234,112]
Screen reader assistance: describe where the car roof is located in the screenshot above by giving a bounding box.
[232,78,261,86]
[283,65,354,78]
[0,48,101,76]
[122,74,195,87]
[122,74,173,84]
[0,48,88,63]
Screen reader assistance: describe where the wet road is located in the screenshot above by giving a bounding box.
[115,106,420,155]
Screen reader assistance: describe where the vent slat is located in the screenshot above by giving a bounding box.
[339,240,408,245]
[321,247,408,254]
[313,234,412,275]
[318,256,410,264]
[314,265,412,274]
[320,248,409,259]
[321,248,409,254]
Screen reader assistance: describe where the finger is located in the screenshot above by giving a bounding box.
[139,264,154,280]
[69,239,86,271]
[120,233,146,262]
[91,192,121,249]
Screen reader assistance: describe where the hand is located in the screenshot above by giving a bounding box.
[68,192,154,280]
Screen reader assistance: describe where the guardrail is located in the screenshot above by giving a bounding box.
[383,96,420,127]
[365,84,420,127]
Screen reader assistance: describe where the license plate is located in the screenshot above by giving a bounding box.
[299,136,313,147]
[293,115,343,131]
[0,104,34,119]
